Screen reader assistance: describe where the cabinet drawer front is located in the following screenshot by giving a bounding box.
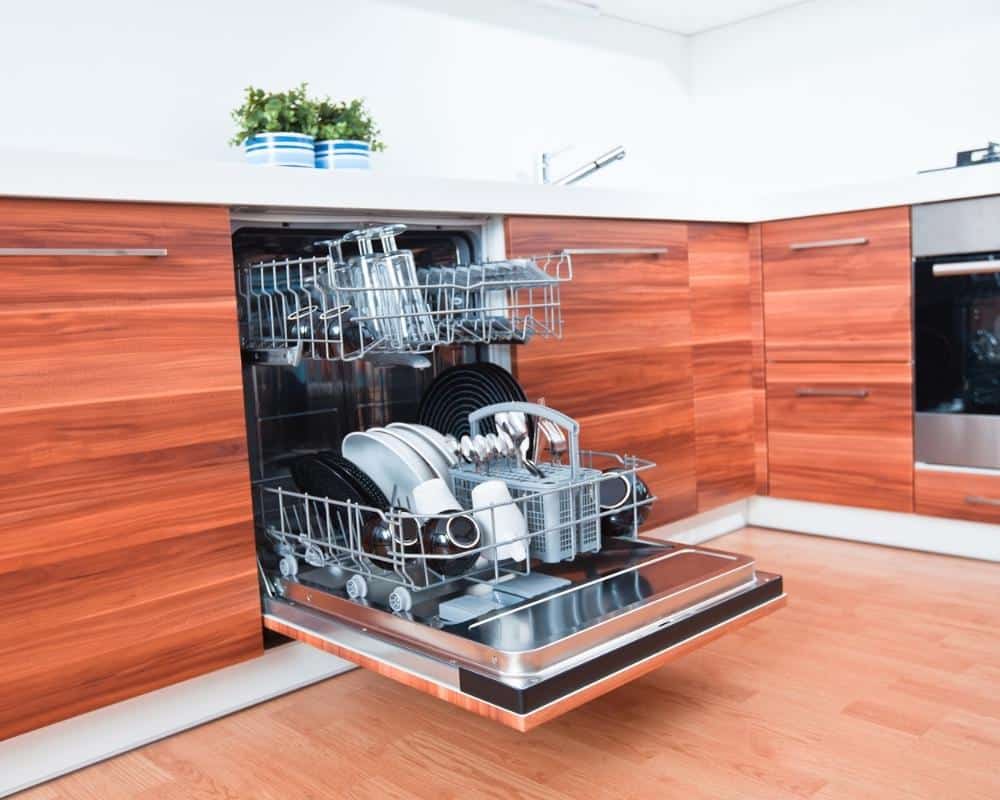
[767,362,914,511]
[916,467,1000,523]
[762,207,911,362]
[0,199,236,307]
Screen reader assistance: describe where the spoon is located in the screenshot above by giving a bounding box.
[484,433,501,461]
[471,434,492,465]
[459,435,476,464]
[496,430,515,460]
[496,412,544,478]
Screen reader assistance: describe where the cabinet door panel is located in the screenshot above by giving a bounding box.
[505,216,696,526]
[767,362,913,511]
[0,200,261,741]
[762,207,911,362]
[915,467,1000,524]
[688,223,755,510]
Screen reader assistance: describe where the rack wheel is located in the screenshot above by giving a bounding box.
[304,545,324,567]
[388,587,412,613]
[278,555,298,578]
[346,575,368,600]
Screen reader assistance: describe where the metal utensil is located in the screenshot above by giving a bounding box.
[496,430,515,459]
[442,434,462,462]
[534,418,568,465]
[496,412,544,478]
[484,433,502,460]
[471,435,492,465]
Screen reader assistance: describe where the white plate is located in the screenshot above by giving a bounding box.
[342,430,434,510]
[402,423,460,468]
[384,424,453,488]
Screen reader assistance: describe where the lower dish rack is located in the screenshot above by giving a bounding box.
[261,447,654,614]
[259,403,653,616]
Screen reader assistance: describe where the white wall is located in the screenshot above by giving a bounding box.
[690,0,1000,191]
[4,0,997,194]
[0,0,691,190]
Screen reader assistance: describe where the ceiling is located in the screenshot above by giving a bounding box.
[538,0,810,35]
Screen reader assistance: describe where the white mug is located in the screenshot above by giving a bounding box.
[411,477,461,520]
[471,480,528,563]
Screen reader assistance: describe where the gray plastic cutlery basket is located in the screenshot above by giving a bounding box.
[450,403,602,562]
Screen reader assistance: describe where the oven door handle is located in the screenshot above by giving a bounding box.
[932,260,1000,277]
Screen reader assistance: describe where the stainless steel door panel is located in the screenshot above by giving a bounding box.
[264,570,785,719]
[276,542,756,680]
[913,196,1000,257]
[915,412,1000,469]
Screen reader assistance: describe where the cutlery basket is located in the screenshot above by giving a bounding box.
[451,402,607,562]
[450,460,602,563]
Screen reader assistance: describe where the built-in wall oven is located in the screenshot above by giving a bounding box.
[914,196,1000,469]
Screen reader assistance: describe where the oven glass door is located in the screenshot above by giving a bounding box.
[914,252,1000,469]
[915,253,1000,415]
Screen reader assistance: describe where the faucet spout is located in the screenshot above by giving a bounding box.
[543,145,626,185]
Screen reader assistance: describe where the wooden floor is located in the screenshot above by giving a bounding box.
[18,528,1000,799]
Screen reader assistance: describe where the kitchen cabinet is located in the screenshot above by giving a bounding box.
[0,199,262,740]
[761,207,912,362]
[688,223,755,511]
[915,466,1000,524]
[504,216,697,526]
[766,362,914,512]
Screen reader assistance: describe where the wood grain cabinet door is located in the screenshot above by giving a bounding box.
[0,199,262,740]
[761,207,912,362]
[915,466,1000,524]
[504,216,696,526]
[688,223,756,511]
[766,362,914,512]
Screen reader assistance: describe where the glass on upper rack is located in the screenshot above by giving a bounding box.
[236,223,573,365]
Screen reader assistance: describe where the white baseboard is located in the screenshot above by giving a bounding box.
[646,500,749,544]
[0,643,353,798]
[748,495,1000,562]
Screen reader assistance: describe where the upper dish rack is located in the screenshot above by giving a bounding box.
[237,223,572,365]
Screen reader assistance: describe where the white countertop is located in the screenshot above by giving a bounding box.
[3,150,1000,222]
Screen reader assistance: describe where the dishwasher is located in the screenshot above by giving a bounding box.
[232,211,784,730]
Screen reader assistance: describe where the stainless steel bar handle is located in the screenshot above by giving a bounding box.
[795,387,870,399]
[965,495,1000,507]
[788,237,868,251]
[932,260,1000,277]
[560,248,668,256]
[0,247,168,257]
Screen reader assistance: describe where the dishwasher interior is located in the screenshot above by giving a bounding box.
[232,216,783,723]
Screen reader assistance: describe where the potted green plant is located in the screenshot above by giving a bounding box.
[313,98,386,170]
[230,83,318,167]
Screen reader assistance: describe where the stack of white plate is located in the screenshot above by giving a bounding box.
[342,423,460,510]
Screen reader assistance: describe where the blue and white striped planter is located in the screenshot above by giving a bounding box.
[315,139,371,170]
[243,132,315,167]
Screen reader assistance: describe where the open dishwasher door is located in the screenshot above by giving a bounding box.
[263,538,784,732]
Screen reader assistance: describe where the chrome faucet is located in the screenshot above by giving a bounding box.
[540,145,626,185]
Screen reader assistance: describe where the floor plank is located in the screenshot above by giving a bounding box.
[16,528,1000,800]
